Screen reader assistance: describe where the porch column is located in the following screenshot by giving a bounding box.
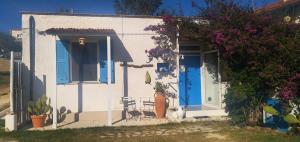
[52,36,58,129]
[9,51,14,112]
[106,36,112,126]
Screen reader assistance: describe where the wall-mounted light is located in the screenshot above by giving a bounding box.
[79,37,86,46]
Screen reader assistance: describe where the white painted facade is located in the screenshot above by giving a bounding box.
[21,12,227,126]
[11,29,22,41]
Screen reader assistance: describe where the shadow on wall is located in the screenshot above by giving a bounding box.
[21,63,72,126]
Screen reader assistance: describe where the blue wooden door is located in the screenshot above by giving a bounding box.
[179,55,201,106]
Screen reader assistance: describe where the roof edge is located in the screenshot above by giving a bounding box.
[256,0,300,13]
[20,11,163,19]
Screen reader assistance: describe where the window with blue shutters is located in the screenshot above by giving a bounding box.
[99,38,115,83]
[56,40,70,84]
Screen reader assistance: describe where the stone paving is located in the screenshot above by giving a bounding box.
[89,124,218,138]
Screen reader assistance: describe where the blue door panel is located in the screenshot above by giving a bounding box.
[56,40,70,84]
[179,55,201,106]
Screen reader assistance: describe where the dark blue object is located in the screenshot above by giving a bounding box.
[264,98,288,133]
[157,63,170,73]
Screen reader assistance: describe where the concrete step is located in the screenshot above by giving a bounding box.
[186,109,227,118]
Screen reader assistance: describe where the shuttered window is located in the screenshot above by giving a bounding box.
[56,40,70,84]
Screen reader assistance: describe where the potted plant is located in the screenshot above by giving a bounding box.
[153,81,169,118]
[27,95,51,128]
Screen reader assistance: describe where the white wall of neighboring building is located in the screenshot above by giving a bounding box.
[11,29,22,41]
[21,13,178,113]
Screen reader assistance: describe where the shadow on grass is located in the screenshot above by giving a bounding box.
[0,72,9,76]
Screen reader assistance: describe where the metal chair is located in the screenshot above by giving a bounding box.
[121,97,140,121]
[139,97,155,119]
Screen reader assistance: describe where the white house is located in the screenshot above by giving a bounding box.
[8,12,227,129]
[10,29,23,42]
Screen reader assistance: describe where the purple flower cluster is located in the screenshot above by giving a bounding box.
[245,23,257,34]
[162,16,173,23]
[228,28,241,36]
[279,83,297,101]
[279,73,300,101]
[146,47,170,59]
[214,31,226,46]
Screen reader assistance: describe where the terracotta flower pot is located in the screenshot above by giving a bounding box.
[155,92,166,118]
[31,115,46,128]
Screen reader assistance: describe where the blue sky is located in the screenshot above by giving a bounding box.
[0,0,277,33]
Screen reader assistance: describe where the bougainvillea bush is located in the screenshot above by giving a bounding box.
[145,0,300,127]
[200,1,300,125]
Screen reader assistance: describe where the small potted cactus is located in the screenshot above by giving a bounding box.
[27,95,51,128]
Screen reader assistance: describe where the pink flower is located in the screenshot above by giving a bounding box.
[214,31,226,46]
[245,24,257,34]
[279,73,300,101]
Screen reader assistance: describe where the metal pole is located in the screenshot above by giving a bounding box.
[107,36,112,126]
[9,51,14,113]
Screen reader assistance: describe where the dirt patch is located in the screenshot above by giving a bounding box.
[0,58,10,72]
[205,133,228,140]
[0,94,10,111]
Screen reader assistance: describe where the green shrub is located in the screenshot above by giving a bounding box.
[224,82,263,125]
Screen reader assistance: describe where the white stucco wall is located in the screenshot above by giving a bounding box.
[11,29,22,41]
[22,13,178,113]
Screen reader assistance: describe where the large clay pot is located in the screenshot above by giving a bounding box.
[31,115,46,128]
[155,92,166,118]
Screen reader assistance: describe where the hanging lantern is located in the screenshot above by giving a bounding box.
[79,37,86,46]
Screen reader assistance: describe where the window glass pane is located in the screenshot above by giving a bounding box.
[82,43,97,81]
[71,43,80,81]
[71,42,98,82]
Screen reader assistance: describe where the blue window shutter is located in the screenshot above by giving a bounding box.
[56,40,70,84]
[99,38,115,83]
[111,44,115,83]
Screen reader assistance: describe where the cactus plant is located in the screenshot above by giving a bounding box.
[27,95,51,116]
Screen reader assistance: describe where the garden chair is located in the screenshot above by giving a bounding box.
[121,97,140,121]
[139,97,155,119]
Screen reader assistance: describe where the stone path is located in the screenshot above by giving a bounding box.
[94,124,219,138]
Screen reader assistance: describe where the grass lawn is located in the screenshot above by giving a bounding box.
[0,119,299,142]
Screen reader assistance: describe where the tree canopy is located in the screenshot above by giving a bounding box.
[114,0,162,15]
[0,32,21,58]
